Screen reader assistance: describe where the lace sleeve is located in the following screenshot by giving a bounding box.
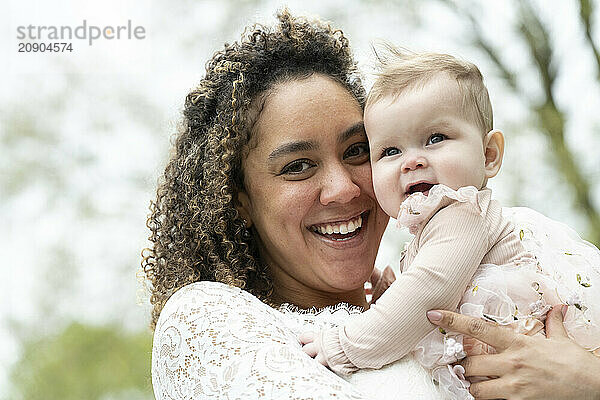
[152,281,366,399]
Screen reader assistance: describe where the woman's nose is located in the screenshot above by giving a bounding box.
[319,165,361,205]
[401,153,427,173]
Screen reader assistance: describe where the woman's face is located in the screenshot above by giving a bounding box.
[238,74,389,307]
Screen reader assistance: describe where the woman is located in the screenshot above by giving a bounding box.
[144,10,600,399]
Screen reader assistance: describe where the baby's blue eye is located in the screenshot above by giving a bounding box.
[427,133,447,145]
[381,147,401,158]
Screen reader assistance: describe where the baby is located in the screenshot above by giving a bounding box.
[301,47,600,399]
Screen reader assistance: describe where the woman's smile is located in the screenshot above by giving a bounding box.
[308,211,366,242]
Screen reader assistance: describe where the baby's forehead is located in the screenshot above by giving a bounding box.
[367,72,460,107]
[364,77,486,136]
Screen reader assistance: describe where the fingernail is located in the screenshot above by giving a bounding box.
[427,310,443,322]
[561,304,568,318]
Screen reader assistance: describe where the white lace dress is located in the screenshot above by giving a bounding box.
[151,281,444,399]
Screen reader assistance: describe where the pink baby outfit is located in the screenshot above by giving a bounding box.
[319,185,600,400]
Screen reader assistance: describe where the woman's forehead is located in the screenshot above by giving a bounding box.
[250,75,363,150]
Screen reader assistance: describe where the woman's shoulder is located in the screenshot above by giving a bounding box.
[164,280,252,304]
[156,280,275,330]
[157,280,366,337]
[161,280,252,307]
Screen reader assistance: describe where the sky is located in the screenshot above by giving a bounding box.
[2,0,600,396]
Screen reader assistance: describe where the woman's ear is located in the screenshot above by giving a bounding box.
[235,191,253,228]
[483,129,504,179]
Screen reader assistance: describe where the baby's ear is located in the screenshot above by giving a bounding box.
[483,129,504,179]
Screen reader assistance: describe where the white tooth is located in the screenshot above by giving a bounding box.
[320,226,327,234]
[358,215,362,227]
[333,225,340,234]
[340,224,348,234]
[347,221,355,232]
[326,225,333,234]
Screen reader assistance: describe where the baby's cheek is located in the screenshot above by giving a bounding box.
[372,166,401,217]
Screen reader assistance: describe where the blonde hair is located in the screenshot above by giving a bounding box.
[367,44,493,134]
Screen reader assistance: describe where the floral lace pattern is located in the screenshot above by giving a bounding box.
[152,281,369,399]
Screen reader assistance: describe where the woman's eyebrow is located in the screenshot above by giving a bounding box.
[268,141,316,161]
[266,122,365,161]
[338,121,366,143]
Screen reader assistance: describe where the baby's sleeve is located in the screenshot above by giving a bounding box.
[152,281,367,399]
[321,190,496,374]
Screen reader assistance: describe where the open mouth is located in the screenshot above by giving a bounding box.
[407,182,435,195]
[309,212,367,241]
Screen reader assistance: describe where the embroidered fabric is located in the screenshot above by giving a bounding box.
[403,186,600,399]
[152,281,444,399]
[502,206,600,351]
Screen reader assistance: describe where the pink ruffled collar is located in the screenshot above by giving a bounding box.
[397,184,486,234]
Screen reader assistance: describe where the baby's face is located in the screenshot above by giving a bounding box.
[364,74,488,219]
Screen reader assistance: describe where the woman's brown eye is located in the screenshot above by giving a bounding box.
[344,142,369,158]
[280,160,314,175]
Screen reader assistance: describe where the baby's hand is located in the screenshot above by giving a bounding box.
[299,331,328,367]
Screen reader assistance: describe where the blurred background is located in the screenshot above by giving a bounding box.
[2,0,599,398]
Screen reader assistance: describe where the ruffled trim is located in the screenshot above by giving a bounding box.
[278,302,364,317]
[278,302,365,331]
[397,185,485,234]
[432,365,473,400]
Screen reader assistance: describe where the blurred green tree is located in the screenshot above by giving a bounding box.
[10,323,153,400]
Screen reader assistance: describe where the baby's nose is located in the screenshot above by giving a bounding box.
[401,154,427,172]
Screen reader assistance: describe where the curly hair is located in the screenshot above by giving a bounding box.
[142,9,366,330]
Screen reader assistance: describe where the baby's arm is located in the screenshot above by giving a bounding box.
[303,202,492,374]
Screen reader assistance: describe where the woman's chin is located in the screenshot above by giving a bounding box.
[325,267,372,293]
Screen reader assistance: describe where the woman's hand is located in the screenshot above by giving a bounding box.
[427,306,600,400]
